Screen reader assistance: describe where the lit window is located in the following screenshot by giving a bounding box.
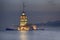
[25,19,27,21]
[20,19,24,21]
[20,16,23,18]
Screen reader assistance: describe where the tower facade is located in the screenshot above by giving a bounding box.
[19,12,28,26]
[18,2,29,31]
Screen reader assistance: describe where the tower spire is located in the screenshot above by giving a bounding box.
[22,2,25,13]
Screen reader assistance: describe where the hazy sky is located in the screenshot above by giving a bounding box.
[0,0,60,28]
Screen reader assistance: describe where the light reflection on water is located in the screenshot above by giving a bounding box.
[0,29,60,40]
[19,31,40,40]
[19,31,28,40]
[19,30,60,40]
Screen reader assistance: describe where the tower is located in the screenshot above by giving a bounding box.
[19,2,28,26]
[19,12,28,26]
[18,2,29,31]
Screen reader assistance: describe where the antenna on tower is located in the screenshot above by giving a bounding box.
[22,2,25,13]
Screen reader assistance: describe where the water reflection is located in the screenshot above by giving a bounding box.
[19,31,28,40]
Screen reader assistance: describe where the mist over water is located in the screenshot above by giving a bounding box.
[0,26,60,40]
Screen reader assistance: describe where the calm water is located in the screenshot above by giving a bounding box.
[0,27,60,40]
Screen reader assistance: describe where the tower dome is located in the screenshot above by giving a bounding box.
[22,13,25,15]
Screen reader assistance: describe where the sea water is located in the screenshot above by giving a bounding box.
[0,27,60,40]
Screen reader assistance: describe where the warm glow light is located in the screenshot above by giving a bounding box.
[18,27,20,31]
[20,23,25,26]
[18,10,29,31]
[22,13,25,15]
[20,31,28,40]
[32,25,37,30]
[18,26,29,31]
[20,19,25,21]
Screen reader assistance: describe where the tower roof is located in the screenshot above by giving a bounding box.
[22,13,25,15]
[21,2,26,16]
